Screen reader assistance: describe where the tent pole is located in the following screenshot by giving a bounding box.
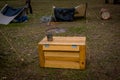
[0,4,8,12]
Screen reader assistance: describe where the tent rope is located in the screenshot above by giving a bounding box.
[0,29,22,59]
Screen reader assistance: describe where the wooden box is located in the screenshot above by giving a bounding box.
[38,37,86,69]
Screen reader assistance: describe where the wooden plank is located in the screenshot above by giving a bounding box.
[45,60,80,69]
[39,37,86,45]
[43,45,79,51]
[79,45,86,59]
[44,51,79,61]
[79,45,86,69]
[38,45,45,67]
[79,60,86,69]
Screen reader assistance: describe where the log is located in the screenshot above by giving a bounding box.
[100,8,111,20]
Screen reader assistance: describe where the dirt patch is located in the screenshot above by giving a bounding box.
[46,27,66,33]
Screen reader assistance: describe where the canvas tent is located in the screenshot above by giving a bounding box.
[0,4,27,25]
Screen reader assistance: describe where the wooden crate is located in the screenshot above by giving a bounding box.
[38,37,86,69]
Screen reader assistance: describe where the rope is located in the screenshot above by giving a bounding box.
[0,29,22,60]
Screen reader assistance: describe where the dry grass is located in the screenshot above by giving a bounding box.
[0,0,120,80]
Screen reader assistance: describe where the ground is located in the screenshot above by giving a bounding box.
[0,0,120,80]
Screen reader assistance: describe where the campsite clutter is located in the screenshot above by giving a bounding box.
[40,2,113,26]
[0,2,111,26]
[40,3,87,26]
[0,1,116,25]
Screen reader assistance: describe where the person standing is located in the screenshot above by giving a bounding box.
[26,0,33,14]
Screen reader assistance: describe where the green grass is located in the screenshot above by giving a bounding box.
[0,0,120,80]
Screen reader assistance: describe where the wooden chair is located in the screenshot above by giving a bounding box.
[74,3,87,18]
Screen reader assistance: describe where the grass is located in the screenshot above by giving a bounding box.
[0,0,120,80]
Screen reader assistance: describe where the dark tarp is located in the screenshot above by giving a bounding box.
[54,8,75,21]
[1,6,22,16]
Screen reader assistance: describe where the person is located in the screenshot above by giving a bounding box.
[25,0,33,14]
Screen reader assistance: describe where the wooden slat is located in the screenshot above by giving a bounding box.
[79,60,86,69]
[44,51,79,61]
[39,37,86,45]
[45,60,80,69]
[43,45,79,51]
[79,45,86,59]
[79,45,86,69]
[38,45,45,67]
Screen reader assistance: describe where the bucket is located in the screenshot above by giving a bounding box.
[46,32,53,41]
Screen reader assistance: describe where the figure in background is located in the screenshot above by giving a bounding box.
[25,0,33,14]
